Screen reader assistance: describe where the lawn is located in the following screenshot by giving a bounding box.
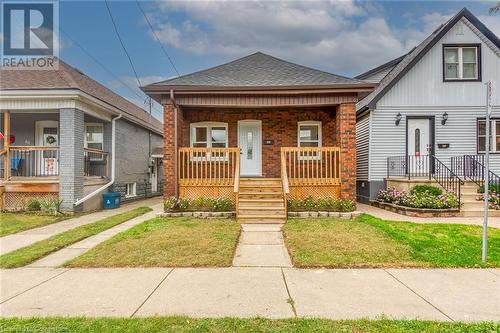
[0,317,496,333]
[283,214,500,268]
[0,207,152,268]
[64,217,241,267]
[0,213,69,237]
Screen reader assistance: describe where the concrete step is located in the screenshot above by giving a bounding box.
[237,216,286,224]
[462,201,484,210]
[461,209,500,217]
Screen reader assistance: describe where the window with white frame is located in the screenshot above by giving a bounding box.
[190,122,228,160]
[477,119,500,153]
[443,45,480,81]
[125,183,137,197]
[85,123,104,151]
[298,121,322,160]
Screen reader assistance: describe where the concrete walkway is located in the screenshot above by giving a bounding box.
[358,203,500,229]
[28,203,163,268]
[1,267,498,321]
[0,197,162,255]
[232,224,292,267]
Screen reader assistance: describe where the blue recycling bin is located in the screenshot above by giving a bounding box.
[103,192,121,209]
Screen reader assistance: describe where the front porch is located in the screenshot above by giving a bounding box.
[0,110,110,211]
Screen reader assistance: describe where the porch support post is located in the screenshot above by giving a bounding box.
[59,108,85,212]
[336,102,356,201]
[163,102,181,198]
[3,111,10,180]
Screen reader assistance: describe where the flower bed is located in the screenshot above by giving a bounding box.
[287,196,356,212]
[164,197,234,212]
[376,186,459,210]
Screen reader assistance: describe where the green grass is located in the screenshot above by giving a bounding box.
[0,317,497,333]
[283,214,500,268]
[64,217,241,268]
[0,213,70,237]
[0,207,152,268]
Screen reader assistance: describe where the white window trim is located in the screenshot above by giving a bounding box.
[125,182,137,198]
[84,123,104,150]
[190,122,229,161]
[298,121,322,160]
[478,119,499,153]
[444,46,479,81]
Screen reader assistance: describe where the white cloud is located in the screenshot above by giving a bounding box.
[147,2,500,76]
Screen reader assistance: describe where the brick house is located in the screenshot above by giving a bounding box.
[143,52,375,222]
[0,58,164,212]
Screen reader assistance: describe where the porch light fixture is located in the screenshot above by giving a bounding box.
[395,113,402,126]
[441,112,449,125]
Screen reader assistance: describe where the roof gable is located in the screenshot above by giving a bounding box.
[357,7,500,114]
[146,52,367,89]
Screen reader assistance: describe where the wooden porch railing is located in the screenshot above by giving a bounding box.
[280,147,341,186]
[84,148,109,178]
[178,147,240,186]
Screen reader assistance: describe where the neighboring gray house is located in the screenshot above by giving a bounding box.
[0,58,163,212]
[356,8,500,210]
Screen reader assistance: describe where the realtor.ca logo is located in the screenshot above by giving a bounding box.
[1,0,59,70]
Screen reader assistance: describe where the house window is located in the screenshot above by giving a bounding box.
[298,121,322,160]
[125,183,137,198]
[190,122,228,160]
[477,120,500,153]
[443,45,480,81]
[85,123,104,151]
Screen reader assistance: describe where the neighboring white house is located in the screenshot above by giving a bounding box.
[356,8,500,203]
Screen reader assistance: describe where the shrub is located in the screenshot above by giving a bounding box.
[26,199,41,212]
[410,185,442,196]
[478,183,500,194]
[287,196,356,212]
[163,197,234,212]
[39,199,63,215]
[377,187,459,209]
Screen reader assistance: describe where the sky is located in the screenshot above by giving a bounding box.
[54,0,500,121]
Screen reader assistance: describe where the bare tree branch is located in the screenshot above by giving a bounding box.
[490,2,500,13]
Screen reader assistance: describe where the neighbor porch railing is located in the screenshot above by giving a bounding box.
[280,147,341,186]
[178,147,240,186]
[1,146,60,178]
[84,148,109,178]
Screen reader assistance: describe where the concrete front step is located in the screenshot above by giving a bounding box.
[237,216,287,224]
[461,209,500,217]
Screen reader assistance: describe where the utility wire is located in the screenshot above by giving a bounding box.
[104,0,142,88]
[60,29,163,119]
[135,0,180,77]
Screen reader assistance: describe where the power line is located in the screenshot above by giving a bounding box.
[60,29,163,119]
[135,0,180,77]
[104,0,142,88]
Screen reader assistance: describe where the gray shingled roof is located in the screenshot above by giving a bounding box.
[357,8,500,113]
[1,58,163,134]
[147,52,367,88]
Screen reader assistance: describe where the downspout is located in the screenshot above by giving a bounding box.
[74,113,123,207]
[171,89,178,198]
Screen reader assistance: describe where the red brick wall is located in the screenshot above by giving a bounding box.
[180,107,337,178]
[335,103,356,200]
[163,103,183,197]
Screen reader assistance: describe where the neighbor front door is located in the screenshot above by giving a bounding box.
[407,118,431,175]
[35,120,59,176]
[238,120,262,176]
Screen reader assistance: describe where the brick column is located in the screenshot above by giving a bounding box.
[59,108,85,212]
[335,103,356,201]
[163,103,181,198]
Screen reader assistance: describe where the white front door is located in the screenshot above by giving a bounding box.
[407,118,431,174]
[35,120,59,176]
[238,120,262,176]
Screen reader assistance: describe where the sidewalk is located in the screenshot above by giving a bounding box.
[0,197,162,255]
[358,203,500,228]
[1,267,498,321]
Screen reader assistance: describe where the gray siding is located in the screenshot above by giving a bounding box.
[356,113,370,181]
[112,118,163,199]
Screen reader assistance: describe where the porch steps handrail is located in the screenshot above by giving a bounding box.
[386,155,463,205]
[452,154,500,190]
